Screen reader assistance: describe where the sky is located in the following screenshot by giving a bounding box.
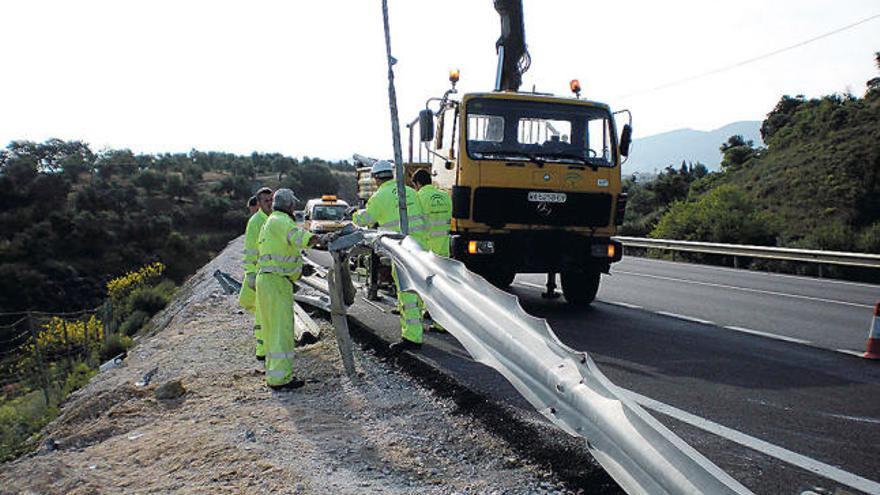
[0,0,878,161]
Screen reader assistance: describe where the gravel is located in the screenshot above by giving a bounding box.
[0,236,576,494]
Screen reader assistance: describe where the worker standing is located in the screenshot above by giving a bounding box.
[412,169,452,257]
[353,160,429,351]
[239,187,273,360]
[247,195,258,215]
[256,189,323,390]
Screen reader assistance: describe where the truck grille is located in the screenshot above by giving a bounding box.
[472,187,612,227]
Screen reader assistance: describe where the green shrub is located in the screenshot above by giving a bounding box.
[857,223,880,254]
[62,362,96,396]
[651,185,776,245]
[100,334,133,361]
[128,286,169,316]
[120,310,150,336]
[0,390,54,462]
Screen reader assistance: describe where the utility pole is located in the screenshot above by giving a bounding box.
[381,0,409,235]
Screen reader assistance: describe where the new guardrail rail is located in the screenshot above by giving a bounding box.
[615,236,880,269]
[344,232,754,495]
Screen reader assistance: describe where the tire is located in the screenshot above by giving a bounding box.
[561,270,600,305]
[482,268,516,288]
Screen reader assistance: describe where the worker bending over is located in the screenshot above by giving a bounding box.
[353,160,429,351]
[239,187,273,360]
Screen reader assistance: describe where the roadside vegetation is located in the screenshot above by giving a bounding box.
[0,142,355,461]
[0,143,355,314]
[622,52,880,278]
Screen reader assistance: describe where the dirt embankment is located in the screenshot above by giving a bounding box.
[0,237,572,494]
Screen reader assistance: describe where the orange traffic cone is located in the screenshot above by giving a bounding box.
[864,302,880,360]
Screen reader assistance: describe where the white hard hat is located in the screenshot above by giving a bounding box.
[272,188,299,211]
[371,160,394,178]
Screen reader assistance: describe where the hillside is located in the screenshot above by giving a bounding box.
[623,62,880,263]
[628,121,763,174]
[0,237,567,494]
[0,141,356,314]
[695,92,880,249]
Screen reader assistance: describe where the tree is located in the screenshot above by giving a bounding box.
[165,173,188,200]
[761,95,806,142]
[719,135,757,169]
[134,169,166,191]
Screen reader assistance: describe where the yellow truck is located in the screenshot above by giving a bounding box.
[407,0,632,305]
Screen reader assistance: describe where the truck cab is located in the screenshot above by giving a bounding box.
[414,87,631,304]
[303,195,351,234]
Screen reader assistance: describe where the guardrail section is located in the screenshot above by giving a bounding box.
[615,237,880,268]
[373,234,752,495]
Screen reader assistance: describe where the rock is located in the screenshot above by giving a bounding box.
[39,437,58,453]
[154,379,186,400]
[244,429,256,442]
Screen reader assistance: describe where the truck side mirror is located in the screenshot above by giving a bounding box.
[619,124,632,157]
[419,109,435,142]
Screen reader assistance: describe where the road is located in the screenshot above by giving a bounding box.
[521,256,879,355]
[305,250,880,494]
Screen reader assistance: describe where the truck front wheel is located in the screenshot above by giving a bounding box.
[561,270,600,305]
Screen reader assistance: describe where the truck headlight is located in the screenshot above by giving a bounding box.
[467,240,495,254]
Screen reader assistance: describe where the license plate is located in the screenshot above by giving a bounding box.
[528,191,567,203]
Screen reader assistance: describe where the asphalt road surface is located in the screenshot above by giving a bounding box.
[521,256,879,355]
[306,250,880,494]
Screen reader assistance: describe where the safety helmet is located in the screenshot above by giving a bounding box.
[272,188,299,212]
[371,160,394,178]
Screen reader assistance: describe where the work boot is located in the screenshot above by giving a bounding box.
[389,339,422,353]
[269,378,305,391]
[422,312,446,333]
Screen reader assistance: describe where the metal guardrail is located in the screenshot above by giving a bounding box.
[615,236,880,269]
[366,233,752,495]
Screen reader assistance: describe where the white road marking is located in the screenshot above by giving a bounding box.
[605,301,642,309]
[514,281,546,290]
[655,311,715,325]
[821,412,880,425]
[835,348,865,358]
[725,326,812,345]
[614,269,873,309]
[624,390,880,495]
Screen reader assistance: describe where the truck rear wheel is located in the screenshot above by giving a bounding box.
[481,268,516,288]
[561,270,600,305]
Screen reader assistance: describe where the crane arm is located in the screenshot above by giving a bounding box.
[494,0,530,92]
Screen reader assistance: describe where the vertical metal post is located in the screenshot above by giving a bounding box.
[381,0,409,235]
[328,251,357,377]
[27,312,50,404]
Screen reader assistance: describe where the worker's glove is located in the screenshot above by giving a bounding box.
[317,231,341,246]
[245,272,256,290]
[302,263,315,278]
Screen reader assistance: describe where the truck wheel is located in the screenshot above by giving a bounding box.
[482,268,516,288]
[561,270,600,305]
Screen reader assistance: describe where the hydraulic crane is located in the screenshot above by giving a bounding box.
[395,0,633,305]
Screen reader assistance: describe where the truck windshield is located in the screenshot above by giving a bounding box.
[311,205,347,221]
[465,98,616,167]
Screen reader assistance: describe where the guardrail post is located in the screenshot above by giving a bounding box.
[327,251,357,377]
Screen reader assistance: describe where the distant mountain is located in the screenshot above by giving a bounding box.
[626,121,763,174]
